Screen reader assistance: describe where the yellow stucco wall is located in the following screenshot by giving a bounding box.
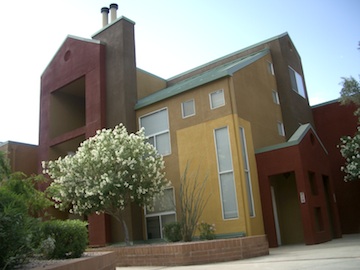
[176,115,264,236]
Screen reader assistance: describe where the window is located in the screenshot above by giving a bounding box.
[277,122,285,136]
[209,89,225,109]
[289,66,306,98]
[267,61,275,75]
[181,99,195,118]
[272,90,280,104]
[239,127,255,217]
[145,188,176,239]
[140,108,171,156]
[214,127,238,219]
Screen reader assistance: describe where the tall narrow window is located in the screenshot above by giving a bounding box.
[272,90,280,104]
[145,188,176,239]
[140,108,171,156]
[239,127,255,217]
[214,127,238,219]
[289,66,306,98]
[209,89,225,109]
[267,61,275,75]
[181,99,195,118]
[277,122,285,136]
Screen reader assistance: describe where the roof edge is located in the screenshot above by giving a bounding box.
[255,124,328,155]
[167,32,288,81]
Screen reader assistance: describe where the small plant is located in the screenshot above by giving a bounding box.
[163,222,182,242]
[198,221,216,240]
[39,236,56,259]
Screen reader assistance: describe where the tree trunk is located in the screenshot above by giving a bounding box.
[121,218,130,246]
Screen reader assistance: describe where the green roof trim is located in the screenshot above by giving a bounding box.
[255,124,328,154]
[167,32,289,82]
[135,49,270,110]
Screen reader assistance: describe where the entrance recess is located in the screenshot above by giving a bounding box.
[270,172,304,245]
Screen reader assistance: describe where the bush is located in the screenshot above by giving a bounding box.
[41,219,88,259]
[163,222,182,242]
[198,221,216,240]
[0,189,34,269]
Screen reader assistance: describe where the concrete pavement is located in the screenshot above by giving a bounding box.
[116,234,360,270]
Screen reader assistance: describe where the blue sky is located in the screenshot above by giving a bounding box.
[0,0,359,145]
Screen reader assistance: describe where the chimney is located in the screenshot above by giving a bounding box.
[101,7,109,27]
[109,3,118,22]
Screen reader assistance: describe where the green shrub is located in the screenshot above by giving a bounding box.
[198,221,216,240]
[41,219,88,259]
[0,189,33,269]
[163,222,182,242]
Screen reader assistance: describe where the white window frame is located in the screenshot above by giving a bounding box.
[145,187,176,239]
[288,66,306,98]
[214,126,239,220]
[272,90,280,105]
[139,108,171,156]
[181,99,195,118]
[277,121,285,136]
[209,89,225,110]
[239,127,255,218]
[267,61,275,75]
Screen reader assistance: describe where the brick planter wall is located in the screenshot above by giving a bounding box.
[107,235,268,266]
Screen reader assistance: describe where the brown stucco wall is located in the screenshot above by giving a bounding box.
[92,17,137,133]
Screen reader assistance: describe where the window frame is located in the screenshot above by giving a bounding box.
[181,99,196,118]
[209,89,225,110]
[214,126,239,220]
[144,187,176,239]
[272,90,280,105]
[288,66,306,98]
[267,61,275,75]
[139,107,171,156]
[277,121,285,136]
[239,127,255,218]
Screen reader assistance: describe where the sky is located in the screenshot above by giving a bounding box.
[0,0,359,145]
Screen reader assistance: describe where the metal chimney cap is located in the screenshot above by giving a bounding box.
[101,7,109,13]
[110,3,118,10]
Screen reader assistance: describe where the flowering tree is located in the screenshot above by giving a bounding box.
[339,75,360,181]
[43,124,168,244]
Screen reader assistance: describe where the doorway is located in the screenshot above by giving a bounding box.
[270,172,304,245]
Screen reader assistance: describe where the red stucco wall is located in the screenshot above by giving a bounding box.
[313,101,360,234]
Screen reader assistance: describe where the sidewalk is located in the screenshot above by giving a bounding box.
[116,234,360,270]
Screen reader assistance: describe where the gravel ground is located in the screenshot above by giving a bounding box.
[18,252,100,269]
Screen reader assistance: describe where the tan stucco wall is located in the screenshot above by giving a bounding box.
[136,69,167,99]
[135,74,265,237]
[232,54,285,149]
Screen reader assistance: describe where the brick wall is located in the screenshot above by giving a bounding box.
[107,235,268,266]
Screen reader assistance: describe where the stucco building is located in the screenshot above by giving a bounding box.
[0,141,38,176]
[38,4,358,247]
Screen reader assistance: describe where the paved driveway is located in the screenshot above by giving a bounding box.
[117,234,360,270]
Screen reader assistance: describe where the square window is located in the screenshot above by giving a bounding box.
[210,89,225,109]
[181,99,195,118]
